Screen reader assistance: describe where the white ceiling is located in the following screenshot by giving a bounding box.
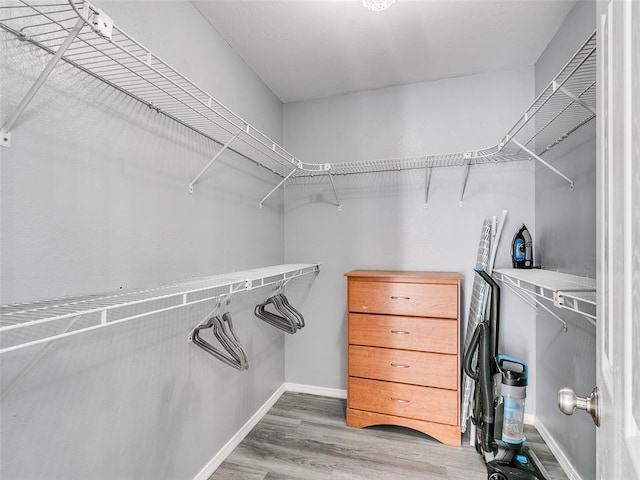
[192,0,578,103]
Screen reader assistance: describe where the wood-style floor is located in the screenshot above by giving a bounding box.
[210,392,568,480]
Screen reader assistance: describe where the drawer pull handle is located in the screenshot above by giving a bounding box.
[390,330,410,335]
[391,296,410,300]
[391,363,410,368]
[391,397,410,403]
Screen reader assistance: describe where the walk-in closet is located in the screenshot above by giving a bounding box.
[1,1,638,479]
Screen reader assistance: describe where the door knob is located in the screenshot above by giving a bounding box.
[557,386,600,427]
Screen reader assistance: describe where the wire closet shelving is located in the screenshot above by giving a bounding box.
[493,268,596,330]
[0,2,599,344]
[0,264,321,354]
[0,0,596,207]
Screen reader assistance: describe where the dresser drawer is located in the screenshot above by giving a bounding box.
[348,377,458,425]
[348,345,457,389]
[349,313,457,354]
[348,280,458,318]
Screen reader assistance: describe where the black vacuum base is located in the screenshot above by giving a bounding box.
[487,457,548,480]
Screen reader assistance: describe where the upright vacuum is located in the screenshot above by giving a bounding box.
[463,268,549,480]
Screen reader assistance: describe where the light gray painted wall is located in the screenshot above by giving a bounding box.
[0,2,290,479]
[533,1,597,479]
[282,70,538,413]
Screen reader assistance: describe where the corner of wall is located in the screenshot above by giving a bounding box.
[532,2,597,480]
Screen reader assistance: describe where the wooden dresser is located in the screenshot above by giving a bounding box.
[344,270,463,447]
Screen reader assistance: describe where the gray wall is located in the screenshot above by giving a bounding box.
[282,69,538,412]
[1,1,597,478]
[0,2,290,479]
[533,1,597,479]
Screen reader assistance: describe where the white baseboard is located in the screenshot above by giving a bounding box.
[192,383,287,480]
[192,383,345,480]
[524,413,536,426]
[195,386,577,480]
[534,417,583,480]
[285,382,347,399]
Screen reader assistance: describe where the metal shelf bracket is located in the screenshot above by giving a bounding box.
[511,138,575,190]
[189,126,245,193]
[1,130,11,148]
[259,167,297,208]
[423,165,432,209]
[327,170,342,211]
[0,5,596,208]
[0,263,321,354]
[493,268,596,330]
[0,16,85,148]
[501,280,568,331]
[555,82,597,115]
[458,153,474,207]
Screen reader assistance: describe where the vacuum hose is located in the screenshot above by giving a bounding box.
[478,322,495,454]
[463,325,482,381]
[462,268,501,456]
[474,268,501,358]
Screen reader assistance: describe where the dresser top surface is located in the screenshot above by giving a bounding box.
[344,270,463,284]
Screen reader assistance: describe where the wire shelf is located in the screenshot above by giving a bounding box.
[0,263,321,354]
[493,268,596,323]
[295,32,596,179]
[0,0,302,176]
[500,32,597,158]
[294,146,527,177]
[1,1,596,182]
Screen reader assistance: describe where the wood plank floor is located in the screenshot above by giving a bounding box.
[209,392,568,480]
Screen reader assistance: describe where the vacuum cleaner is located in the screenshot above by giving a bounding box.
[463,268,550,480]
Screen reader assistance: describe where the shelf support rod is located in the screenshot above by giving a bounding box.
[459,160,471,207]
[327,170,342,211]
[502,281,568,332]
[0,16,86,148]
[423,165,432,209]
[499,38,596,149]
[259,168,297,208]
[502,281,538,310]
[555,82,596,115]
[511,138,574,190]
[189,127,244,193]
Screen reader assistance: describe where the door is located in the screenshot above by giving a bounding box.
[597,1,640,478]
